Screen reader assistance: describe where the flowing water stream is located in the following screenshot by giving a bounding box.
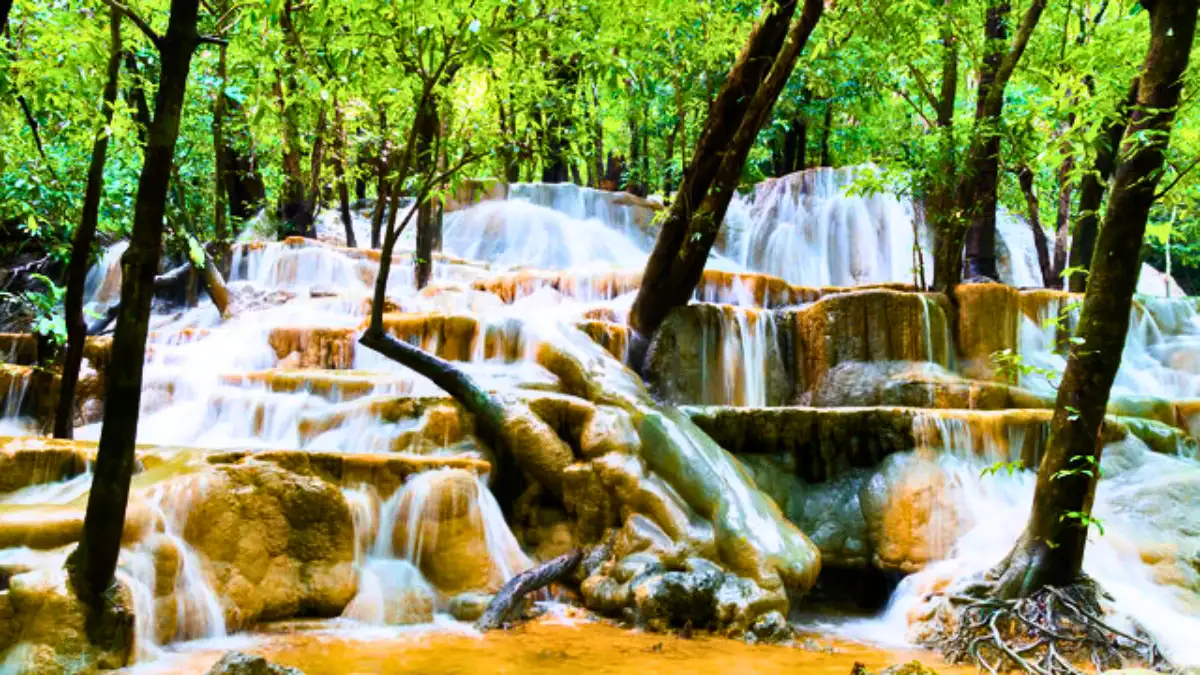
[0,166,1197,671]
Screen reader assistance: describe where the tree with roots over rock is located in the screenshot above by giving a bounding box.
[931,1,1198,672]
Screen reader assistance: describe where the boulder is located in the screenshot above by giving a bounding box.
[0,567,134,673]
[181,461,357,630]
[206,651,304,675]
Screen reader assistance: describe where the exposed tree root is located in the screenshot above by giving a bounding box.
[927,579,1171,675]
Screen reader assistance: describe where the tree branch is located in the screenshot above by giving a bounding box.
[197,34,227,45]
[98,0,161,46]
[1153,156,1200,201]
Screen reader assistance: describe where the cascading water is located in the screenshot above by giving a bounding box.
[828,414,1200,665]
[1,165,1197,671]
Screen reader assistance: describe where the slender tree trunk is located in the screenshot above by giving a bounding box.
[1050,153,1073,286]
[55,7,123,440]
[1067,80,1138,293]
[0,0,12,33]
[938,0,1047,292]
[929,5,961,291]
[414,99,439,289]
[308,108,328,210]
[627,109,644,196]
[591,81,604,188]
[211,11,229,254]
[989,0,1196,598]
[629,0,823,352]
[819,102,833,167]
[962,0,1011,282]
[370,110,389,249]
[333,100,356,248]
[67,0,203,603]
[1017,166,1055,288]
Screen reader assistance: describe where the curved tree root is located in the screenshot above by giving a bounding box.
[927,579,1170,675]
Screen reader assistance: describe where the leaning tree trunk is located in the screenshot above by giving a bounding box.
[1067,80,1138,293]
[989,0,1196,599]
[629,0,823,356]
[55,7,123,440]
[67,0,203,604]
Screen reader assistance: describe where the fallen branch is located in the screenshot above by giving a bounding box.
[475,549,582,632]
[86,260,226,334]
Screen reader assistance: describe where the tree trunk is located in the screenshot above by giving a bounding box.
[370,110,389,249]
[938,0,1047,293]
[819,101,832,167]
[962,0,1011,282]
[629,0,823,353]
[308,108,328,211]
[0,0,12,33]
[55,7,123,440]
[1017,165,1055,288]
[627,110,644,196]
[1051,153,1073,286]
[591,81,604,188]
[67,0,203,604]
[1066,80,1138,293]
[989,0,1196,599]
[541,58,576,184]
[929,4,961,291]
[414,99,439,289]
[333,100,356,248]
[211,4,229,255]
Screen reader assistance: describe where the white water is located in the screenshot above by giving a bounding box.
[1,166,1197,667]
[829,415,1200,666]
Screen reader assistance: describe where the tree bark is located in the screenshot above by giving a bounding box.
[938,0,1047,292]
[989,0,1196,599]
[962,0,1011,282]
[414,98,439,289]
[211,3,229,255]
[55,7,123,440]
[928,3,961,291]
[1066,80,1138,293]
[370,110,389,249]
[1051,153,1073,286]
[333,100,356,248]
[818,101,833,167]
[67,0,203,604]
[0,0,12,33]
[628,0,823,355]
[1017,165,1055,288]
[475,549,583,632]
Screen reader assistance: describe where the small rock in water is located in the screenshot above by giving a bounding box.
[879,660,938,675]
[449,592,495,622]
[206,651,305,675]
[748,609,792,644]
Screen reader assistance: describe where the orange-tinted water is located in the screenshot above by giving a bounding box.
[125,618,971,675]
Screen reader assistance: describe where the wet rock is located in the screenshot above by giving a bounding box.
[206,651,304,675]
[0,440,90,494]
[448,592,494,622]
[632,569,721,630]
[389,469,528,595]
[181,461,358,630]
[748,609,792,643]
[860,452,962,573]
[645,304,790,406]
[0,567,134,673]
[790,290,954,397]
[880,661,939,675]
[713,574,788,635]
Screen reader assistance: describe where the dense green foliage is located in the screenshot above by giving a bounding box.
[0,0,1197,282]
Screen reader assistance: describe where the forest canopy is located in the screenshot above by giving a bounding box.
[1,0,1198,291]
